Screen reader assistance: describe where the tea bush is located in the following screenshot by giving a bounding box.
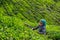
[0,0,60,40]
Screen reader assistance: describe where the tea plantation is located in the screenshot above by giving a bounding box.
[0,0,60,40]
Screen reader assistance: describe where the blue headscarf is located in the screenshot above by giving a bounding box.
[40,19,46,26]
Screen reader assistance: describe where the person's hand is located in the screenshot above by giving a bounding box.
[32,28,34,30]
[32,28,35,30]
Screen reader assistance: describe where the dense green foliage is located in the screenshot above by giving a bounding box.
[0,0,60,40]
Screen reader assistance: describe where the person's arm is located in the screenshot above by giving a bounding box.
[32,25,39,30]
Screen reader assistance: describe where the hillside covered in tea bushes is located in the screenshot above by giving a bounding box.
[0,0,60,40]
